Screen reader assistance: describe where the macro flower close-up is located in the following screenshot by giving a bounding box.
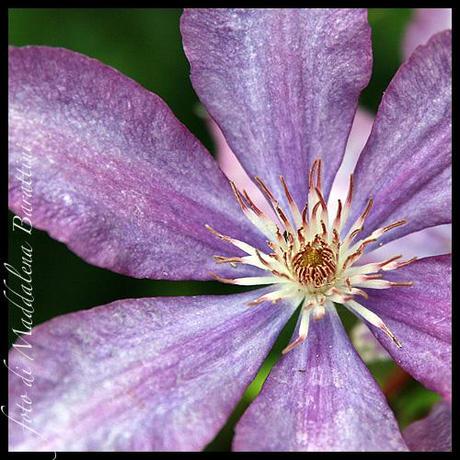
[7,8,451,452]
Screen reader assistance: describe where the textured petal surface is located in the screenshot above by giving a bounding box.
[9,46,264,281]
[234,306,407,451]
[366,255,451,400]
[347,31,451,246]
[404,9,451,59]
[403,401,452,452]
[8,289,296,451]
[181,9,372,209]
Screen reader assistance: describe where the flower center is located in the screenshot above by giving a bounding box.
[206,159,414,354]
[291,237,336,289]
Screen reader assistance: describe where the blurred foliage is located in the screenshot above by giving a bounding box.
[362,8,413,112]
[8,7,440,451]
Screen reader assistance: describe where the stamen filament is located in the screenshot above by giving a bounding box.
[280,175,303,228]
[210,274,283,286]
[344,299,402,348]
[282,303,312,354]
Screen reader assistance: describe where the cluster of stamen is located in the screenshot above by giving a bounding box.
[207,159,414,354]
[291,236,336,288]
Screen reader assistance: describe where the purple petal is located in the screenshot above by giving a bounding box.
[366,255,451,400]
[404,9,452,59]
[233,306,407,451]
[347,31,451,246]
[403,401,452,452]
[181,9,372,209]
[8,289,296,451]
[9,46,264,281]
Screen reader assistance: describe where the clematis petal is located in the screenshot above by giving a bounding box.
[233,305,407,451]
[404,8,452,59]
[348,31,451,247]
[9,46,264,281]
[7,289,296,451]
[365,255,451,400]
[403,401,452,452]
[181,9,372,209]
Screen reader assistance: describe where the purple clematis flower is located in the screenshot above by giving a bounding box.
[8,9,451,452]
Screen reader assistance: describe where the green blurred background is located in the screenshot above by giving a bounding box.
[8,8,440,451]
